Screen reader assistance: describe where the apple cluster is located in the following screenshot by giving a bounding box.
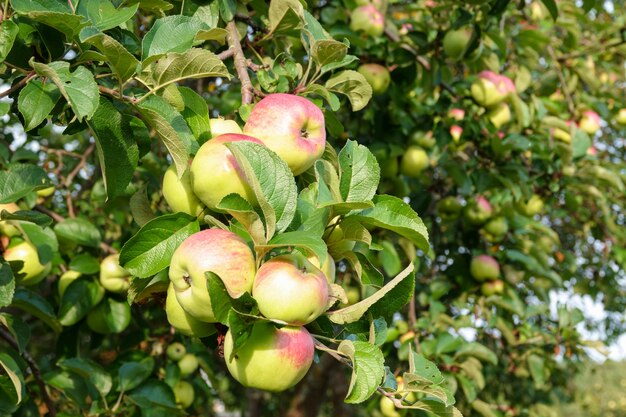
[471,71,516,130]
[161,94,335,392]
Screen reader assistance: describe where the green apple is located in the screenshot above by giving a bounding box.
[169,229,256,323]
[411,131,436,148]
[100,254,131,294]
[307,252,336,284]
[4,240,51,285]
[36,186,55,198]
[450,125,463,144]
[615,108,626,125]
[481,279,504,296]
[244,94,326,175]
[190,134,263,211]
[58,270,82,297]
[166,342,187,361]
[487,102,511,128]
[325,219,356,259]
[163,163,205,216]
[165,283,216,337]
[463,196,493,225]
[350,5,385,37]
[470,255,500,281]
[355,0,387,12]
[578,110,601,135]
[86,297,132,334]
[518,194,544,217]
[436,196,463,221]
[357,63,391,95]
[209,117,242,137]
[471,71,515,107]
[173,380,194,408]
[379,396,401,417]
[178,353,199,376]
[253,253,330,325]
[481,216,508,242]
[342,286,361,307]
[223,322,314,392]
[443,26,472,61]
[0,203,21,237]
[400,146,429,177]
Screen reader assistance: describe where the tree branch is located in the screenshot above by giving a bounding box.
[547,46,576,117]
[0,72,36,99]
[226,20,254,105]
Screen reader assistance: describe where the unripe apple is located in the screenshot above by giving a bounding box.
[173,380,194,408]
[379,396,401,417]
[0,203,20,237]
[165,283,216,337]
[487,103,511,128]
[209,118,242,137]
[450,125,463,143]
[325,220,356,258]
[436,196,462,221]
[357,63,390,95]
[307,252,336,284]
[58,270,82,297]
[166,342,187,361]
[615,108,626,126]
[341,286,361,306]
[169,229,256,322]
[481,279,504,296]
[578,110,601,135]
[223,322,314,392]
[350,5,385,37]
[448,108,465,121]
[178,353,199,376]
[470,255,500,281]
[463,196,493,225]
[100,254,131,294]
[86,298,131,334]
[518,194,544,217]
[411,131,436,148]
[355,0,387,12]
[400,146,429,177]
[163,163,204,216]
[36,186,55,198]
[443,26,472,61]
[471,71,515,108]
[4,240,51,285]
[481,216,508,242]
[551,127,572,143]
[253,253,330,325]
[190,134,263,211]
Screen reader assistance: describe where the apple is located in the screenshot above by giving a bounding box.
[436,196,463,221]
[163,163,205,216]
[58,270,82,297]
[471,71,515,108]
[615,108,626,126]
[307,252,336,284]
[450,125,463,143]
[86,298,132,334]
[4,240,51,286]
[350,5,385,37]
[481,216,508,242]
[100,254,131,294]
[518,194,544,217]
[578,110,601,135]
[166,342,186,361]
[448,108,465,121]
[443,26,472,61]
[551,127,572,143]
[253,253,330,325]
[0,202,20,237]
[165,283,216,337]
[355,0,387,12]
[169,228,256,323]
[530,1,546,20]
[325,219,356,259]
[178,353,199,376]
[400,146,429,177]
[411,131,436,148]
[223,322,314,392]
[36,186,55,198]
[357,63,390,95]
[379,396,401,417]
[481,279,504,296]
[243,94,326,175]
[463,196,493,225]
[190,134,263,211]
[209,117,242,137]
[470,255,500,281]
[487,103,511,128]
[173,380,194,408]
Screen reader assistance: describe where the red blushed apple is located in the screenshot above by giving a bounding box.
[190,134,264,211]
[463,196,493,225]
[471,71,515,108]
[350,5,385,37]
[169,229,256,322]
[578,110,601,135]
[470,255,500,281]
[253,253,330,325]
[223,322,314,392]
[243,94,326,175]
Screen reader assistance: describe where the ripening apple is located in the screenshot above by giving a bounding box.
[436,196,463,221]
[471,71,515,108]
[99,254,131,294]
[400,146,429,177]
[243,94,326,175]
[448,108,465,121]
[253,253,330,325]
[223,322,314,392]
[178,353,199,376]
[578,110,601,135]
[169,228,256,322]
[518,194,544,217]
[350,5,385,37]
[357,63,391,95]
[481,216,508,242]
[209,117,242,137]
[470,255,500,281]
[487,103,511,128]
[325,218,356,258]
[165,283,216,337]
[481,279,504,296]
[166,342,187,361]
[162,163,205,216]
[307,252,336,284]
[443,26,472,61]
[615,108,626,126]
[4,240,51,285]
[0,202,20,237]
[86,298,132,334]
[173,380,195,408]
[463,196,493,225]
[450,125,463,144]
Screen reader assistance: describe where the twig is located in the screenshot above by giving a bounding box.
[0,328,57,417]
[0,72,36,99]
[217,48,235,61]
[226,20,254,105]
[98,86,136,104]
[557,39,626,61]
[407,295,420,352]
[547,46,575,117]
[384,27,431,71]
[64,143,95,188]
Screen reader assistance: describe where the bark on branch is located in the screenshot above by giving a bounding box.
[226,20,254,105]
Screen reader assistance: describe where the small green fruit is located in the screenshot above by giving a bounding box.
[470,255,500,281]
[4,240,51,285]
[173,380,195,408]
[443,27,472,61]
[178,354,199,376]
[481,279,504,296]
[358,63,391,95]
[86,298,132,334]
[166,342,187,361]
[400,146,429,177]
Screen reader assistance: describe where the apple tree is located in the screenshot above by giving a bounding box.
[0,0,625,416]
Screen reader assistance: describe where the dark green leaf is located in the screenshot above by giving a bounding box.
[0,352,24,406]
[76,0,138,31]
[0,164,50,204]
[118,357,155,392]
[178,87,212,145]
[127,379,178,410]
[338,140,380,204]
[68,254,100,274]
[0,20,19,63]
[54,217,102,248]
[57,279,105,326]
[79,27,140,82]
[0,209,53,227]
[337,340,385,403]
[268,0,304,35]
[0,314,30,353]
[0,261,15,308]
[325,70,372,112]
[540,0,558,20]
[11,288,62,333]
[17,78,61,131]
[59,357,112,397]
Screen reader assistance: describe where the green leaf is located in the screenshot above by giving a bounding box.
[11,288,62,333]
[0,352,24,406]
[0,261,15,308]
[0,164,50,204]
[59,357,112,398]
[87,97,139,199]
[327,262,414,324]
[118,357,155,392]
[57,278,105,326]
[79,28,140,82]
[141,15,209,63]
[454,342,498,365]
[226,141,298,240]
[127,380,178,410]
[216,194,265,245]
[11,0,88,37]
[136,95,196,177]
[1,209,53,228]
[540,0,558,20]
[218,0,236,22]
[257,231,327,266]
[268,0,304,35]
[76,0,138,31]
[325,70,372,112]
[471,399,498,417]
[119,213,199,278]
[178,87,212,145]
[0,314,30,353]
[20,222,58,264]
[321,55,359,76]
[0,20,19,63]
[351,195,429,251]
[368,261,414,319]
[527,354,545,388]
[68,254,100,274]
[338,140,380,204]
[54,217,102,248]
[408,399,463,416]
[30,60,99,121]
[130,185,155,227]
[337,340,385,403]
[312,39,348,67]
[408,350,445,385]
[44,370,89,408]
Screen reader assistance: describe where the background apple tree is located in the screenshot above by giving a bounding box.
[1,0,625,416]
